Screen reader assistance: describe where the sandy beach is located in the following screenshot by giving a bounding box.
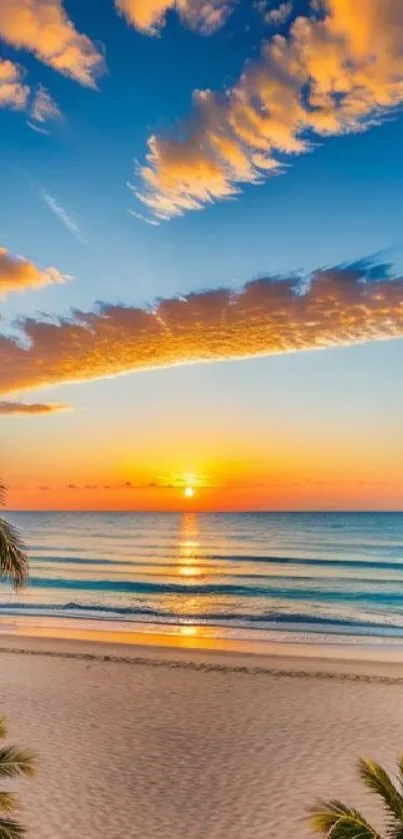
[1,636,403,839]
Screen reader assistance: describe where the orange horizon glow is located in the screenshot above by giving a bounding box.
[4,405,403,512]
[6,477,403,513]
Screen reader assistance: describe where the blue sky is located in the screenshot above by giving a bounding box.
[1,0,403,509]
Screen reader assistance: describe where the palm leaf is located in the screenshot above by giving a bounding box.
[358,757,403,816]
[358,757,403,833]
[396,756,403,793]
[0,518,28,589]
[0,720,7,742]
[309,799,382,838]
[0,482,5,508]
[0,816,25,839]
[0,748,35,780]
[0,794,17,814]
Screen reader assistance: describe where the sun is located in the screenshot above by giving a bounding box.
[184,486,195,499]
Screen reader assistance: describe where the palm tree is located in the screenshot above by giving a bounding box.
[0,716,34,839]
[309,754,403,838]
[0,481,28,588]
[0,488,33,838]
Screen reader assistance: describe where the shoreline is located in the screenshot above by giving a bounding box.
[3,623,403,682]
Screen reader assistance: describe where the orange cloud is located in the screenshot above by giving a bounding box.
[0,247,67,297]
[0,61,60,130]
[0,0,105,87]
[0,58,29,109]
[134,0,403,218]
[0,261,403,397]
[116,0,234,34]
[0,401,68,415]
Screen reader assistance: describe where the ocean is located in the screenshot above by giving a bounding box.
[3,511,403,647]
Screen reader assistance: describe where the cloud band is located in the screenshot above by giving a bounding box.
[0,261,402,397]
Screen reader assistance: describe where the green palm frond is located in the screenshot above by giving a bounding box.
[397,756,403,792]
[0,816,25,839]
[0,794,17,814]
[0,517,28,589]
[309,799,382,838]
[0,748,35,780]
[358,757,403,826]
[0,717,34,839]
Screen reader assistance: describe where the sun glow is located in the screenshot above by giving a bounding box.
[184,486,195,498]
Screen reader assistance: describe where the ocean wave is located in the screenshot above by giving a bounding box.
[28,554,403,572]
[7,576,403,604]
[1,601,403,636]
[207,555,403,570]
[29,556,134,566]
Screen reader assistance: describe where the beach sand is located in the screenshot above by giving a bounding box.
[1,635,403,839]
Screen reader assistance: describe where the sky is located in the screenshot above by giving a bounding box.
[0,0,403,511]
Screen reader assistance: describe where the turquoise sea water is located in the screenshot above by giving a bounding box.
[3,512,403,645]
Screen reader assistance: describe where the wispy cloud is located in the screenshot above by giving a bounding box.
[0,60,61,133]
[40,189,87,244]
[0,402,69,415]
[0,58,29,110]
[128,208,160,227]
[0,246,67,297]
[26,120,51,136]
[0,0,105,87]
[26,85,62,135]
[115,0,234,35]
[0,259,403,398]
[134,0,403,219]
[64,474,212,491]
[30,85,61,124]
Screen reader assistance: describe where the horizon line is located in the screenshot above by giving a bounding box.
[6,509,403,515]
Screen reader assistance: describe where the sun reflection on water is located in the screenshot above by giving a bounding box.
[169,513,217,629]
[177,513,202,579]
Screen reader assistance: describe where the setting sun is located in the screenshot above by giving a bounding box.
[184,486,195,499]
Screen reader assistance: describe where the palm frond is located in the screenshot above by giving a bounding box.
[0,482,5,508]
[358,757,403,825]
[396,756,403,792]
[0,518,28,589]
[0,720,7,742]
[0,816,25,839]
[0,748,35,780]
[309,799,382,838]
[0,794,17,814]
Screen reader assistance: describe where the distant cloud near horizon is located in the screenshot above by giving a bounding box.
[0,246,67,296]
[0,0,105,87]
[0,402,69,415]
[116,0,234,35]
[134,0,403,219]
[0,260,403,399]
